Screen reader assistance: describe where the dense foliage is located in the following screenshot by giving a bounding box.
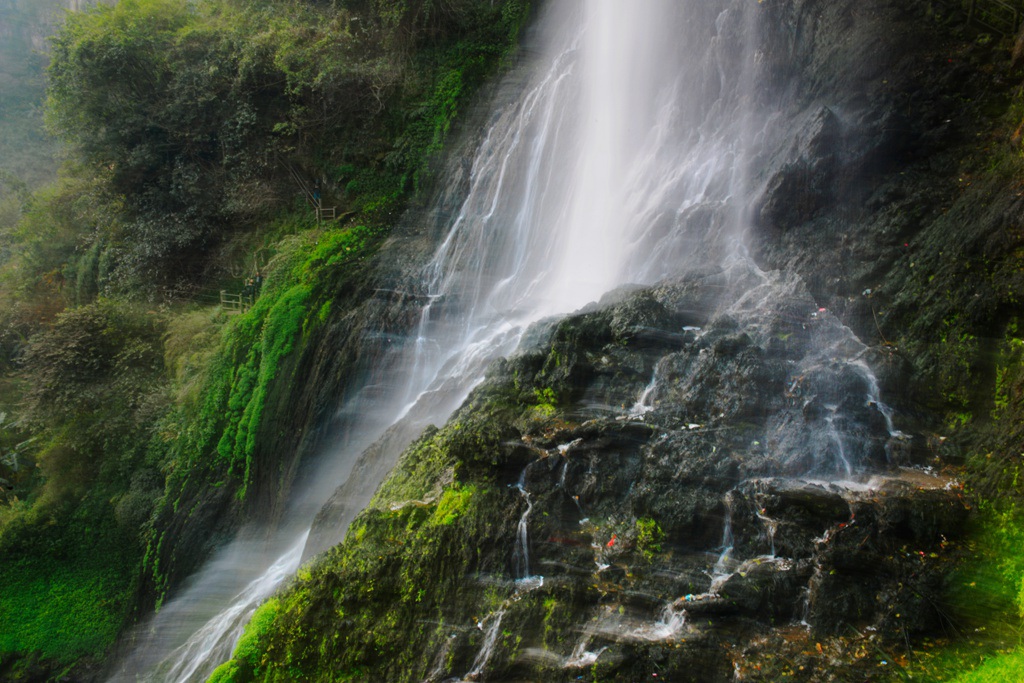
[0,0,528,678]
[45,0,528,291]
[0,300,164,673]
[6,0,1024,681]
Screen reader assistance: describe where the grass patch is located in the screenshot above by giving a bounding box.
[0,559,132,662]
[896,502,1024,680]
[953,647,1024,682]
[0,499,138,667]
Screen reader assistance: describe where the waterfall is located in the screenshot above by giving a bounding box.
[512,467,534,580]
[110,0,906,679]
[711,492,736,590]
[145,533,308,683]
[629,357,665,419]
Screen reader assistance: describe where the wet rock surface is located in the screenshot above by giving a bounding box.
[254,275,970,682]
[454,286,969,680]
[212,0,1020,680]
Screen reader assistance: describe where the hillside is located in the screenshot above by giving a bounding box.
[3,0,1024,681]
[0,0,528,679]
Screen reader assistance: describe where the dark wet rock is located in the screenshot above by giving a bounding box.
[864,476,970,544]
[215,0,1007,680]
[759,157,835,230]
[805,475,969,636]
[262,257,970,681]
[731,479,851,558]
[715,558,814,620]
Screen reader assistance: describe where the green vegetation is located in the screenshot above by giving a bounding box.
[7,0,1024,681]
[887,502,1024,681]
[0,0,530,677]
[207,596,284,681]
[43,0,530,291]
[203,391,528,682]
[874,72,1024,680]
[531,386,558,416]
[432,484,476,526]
[954,648,1024,682]
[140,221,385,600]
[0,299,165,670]
[635,517,663,561]
[0,502,137,665]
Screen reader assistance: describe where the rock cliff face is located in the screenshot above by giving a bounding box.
[235,278,968,681]
[208,0,1024,681]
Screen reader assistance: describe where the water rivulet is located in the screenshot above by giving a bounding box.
[120,0,999,680]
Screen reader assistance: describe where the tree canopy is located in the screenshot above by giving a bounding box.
[44,0,527,292]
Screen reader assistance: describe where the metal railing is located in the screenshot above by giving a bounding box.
[220,290,253,314]
[315,206,336,222]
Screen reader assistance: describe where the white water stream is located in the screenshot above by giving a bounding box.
[146,533,308,682]
[110,1,901,679]
[512,467,534,580]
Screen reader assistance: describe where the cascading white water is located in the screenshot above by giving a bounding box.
[629,357,665,418]
[147,532,308,683]
[512,468,534,580]
[711,492,736,589]
[110,0,907,678]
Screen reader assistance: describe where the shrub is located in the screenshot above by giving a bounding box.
[21,300,164,424]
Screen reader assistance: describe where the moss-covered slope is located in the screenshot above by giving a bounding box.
[0,0,531,679]
[212,279,968,681]
[213,2,1024,682]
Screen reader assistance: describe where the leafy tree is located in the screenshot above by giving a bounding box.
[46,0,280,288]
[22,300,164,423]
[44,0,529,293]
[0,168,122,366]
